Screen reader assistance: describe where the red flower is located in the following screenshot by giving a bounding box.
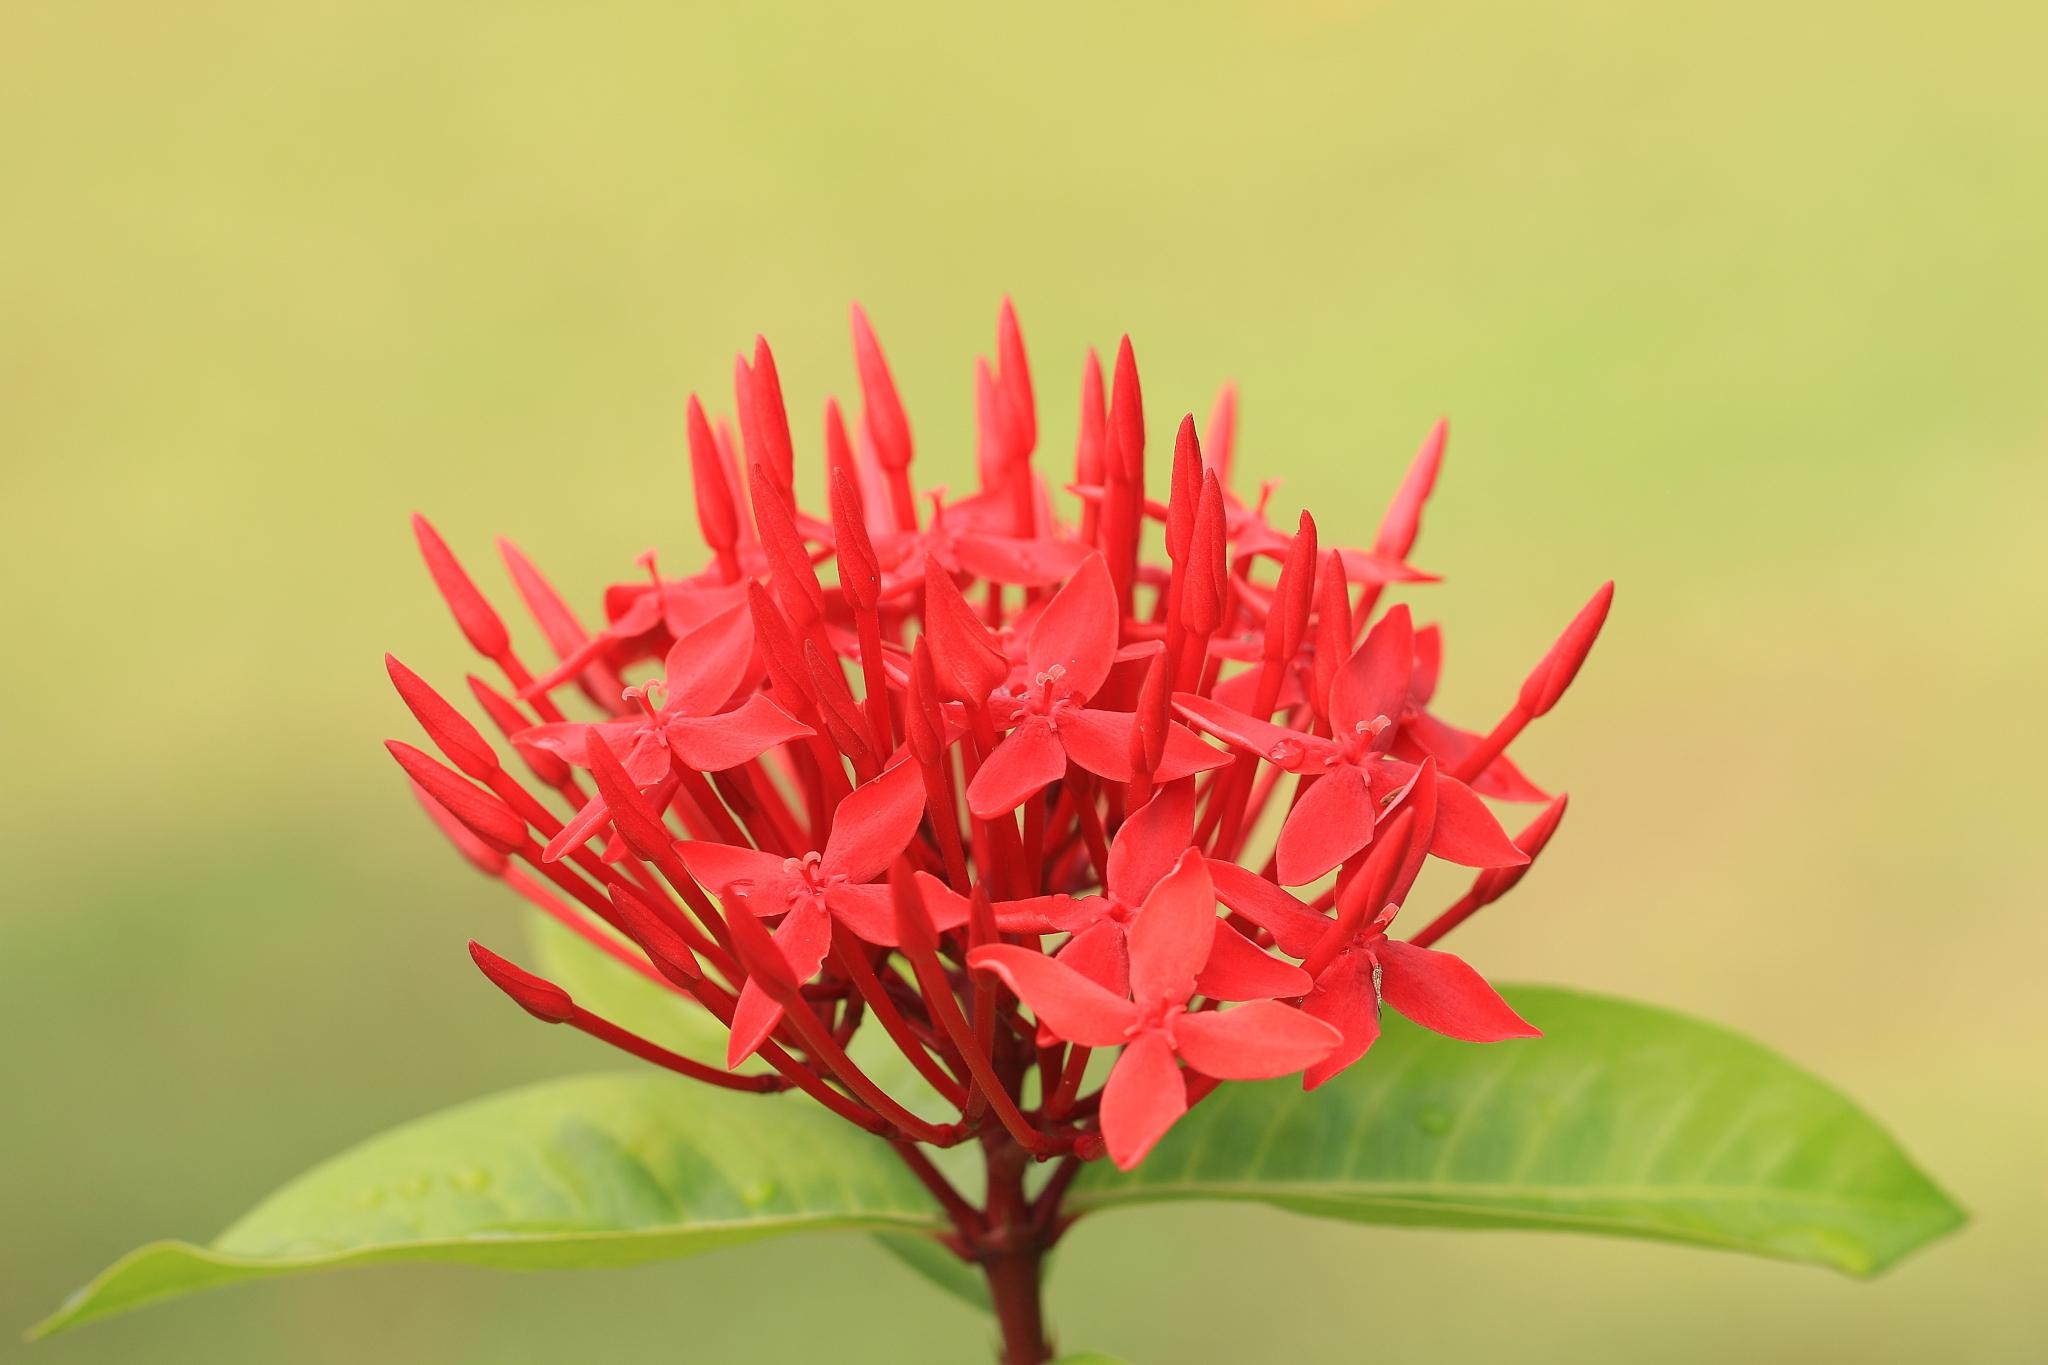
[966,555,1227,817]
[1176,605,1526,884]
[1003,782,1308,1005]
[390,299,1609,1202]
[971,850,1340,1168]
[677,758,928,1066]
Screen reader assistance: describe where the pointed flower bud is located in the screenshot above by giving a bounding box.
[1518,581,1615,718]
[996,296,1036,454]
[387,740,526,853]
[412,514,509,660]
[905,638,949,766]
[386,654,498,780]
[584,734,673,865]
[470,941,576,1022]
[410,781,509,875]
[606,881,702,986]
[687,395,741,556]
[850,304,913,472]
[466,675,572,787]
[830,467,882,613]
[1167,414,1202,566]
[922,559,1008,705]
[750,461,827,631]
[1264,512,1318,664]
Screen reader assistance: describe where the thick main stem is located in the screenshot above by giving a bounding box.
[979,1139,1053,1365]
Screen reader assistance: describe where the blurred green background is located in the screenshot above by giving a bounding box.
[5,2,2042,1361]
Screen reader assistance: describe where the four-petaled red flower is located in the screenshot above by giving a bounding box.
[971,850,1341,1168]
[677,758,928,1065]
[967,555,1227,817]
[1176,604,1527,884]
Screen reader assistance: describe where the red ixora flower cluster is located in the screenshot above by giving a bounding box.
[389,301,1610,1176]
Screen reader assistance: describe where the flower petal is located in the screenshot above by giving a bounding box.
[665,694,813,772]
[951,530,1092,587]
[674,842,791,903]
[515,718,639,767]
[1055,706,1152,783]
[1206,859,1330,959]
[994,893,1100,935]
[1026,552,1119,700]
[1054,918,1132,998]
[1330,604,1413,741]
[1152,721,1229,782]
[1301,950,1382,1090]
[965,715,1068,817]
[1377,939,1540,1042]
[967,944,1137,1045]
[1397,710,1551,803]
[1174,1001,1340,1080]
[661,603,755,717]
[823,757,927,881]
[621,729,673,786]
[1196,921,1313,1001]
[1107,781,1197,905]
[1173,694,1335,771]
[1127,849,1219,1007]
[725,898,833,1066]
[1372,763,1529,869]
[1274,765,1376,886]
[1100,1031,1187,1170]
[908,871,976,936]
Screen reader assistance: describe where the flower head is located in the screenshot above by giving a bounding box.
[390,299,1610,1174]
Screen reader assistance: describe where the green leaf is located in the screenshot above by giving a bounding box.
[526,909,988,1277]
[1073,985,1963,1277]
[871,1230,993,1312]
[1051,1355,1135,1364]
[34,1071,944,1338]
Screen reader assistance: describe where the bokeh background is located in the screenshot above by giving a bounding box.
[5,2,2043,1361]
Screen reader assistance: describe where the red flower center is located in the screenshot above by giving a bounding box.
[1009,664,1080,721]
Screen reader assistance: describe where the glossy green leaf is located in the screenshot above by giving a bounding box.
[872,1230,993,1312]
[34,1071,944,1338]
[1073,985,1962,1276]
[526,909,988,1287]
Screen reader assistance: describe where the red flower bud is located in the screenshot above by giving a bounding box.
[412,514,509,660]
[850,304,913,473]
[687,395,741,556]
[830,467,881,613]
[889,857,939,957]
[1264,512,1318,664]
[386,740,526,853]
[738,335,795,502]
[922,559,1008,705]
[583,734,673,866]
[996,296,1035,455]
[465,675,572,787]
[1374,418,1446,560]
[409,781,509,876]
[606,881,702,986]
[1167,415,1202,566]
[386,654,498,781]
[1518,581,1614,718]
[469,941,576,1023]
[750,461,826,631]
[498,539,591,665]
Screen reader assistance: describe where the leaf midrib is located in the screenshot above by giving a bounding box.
[1072,1178,1949,1214]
